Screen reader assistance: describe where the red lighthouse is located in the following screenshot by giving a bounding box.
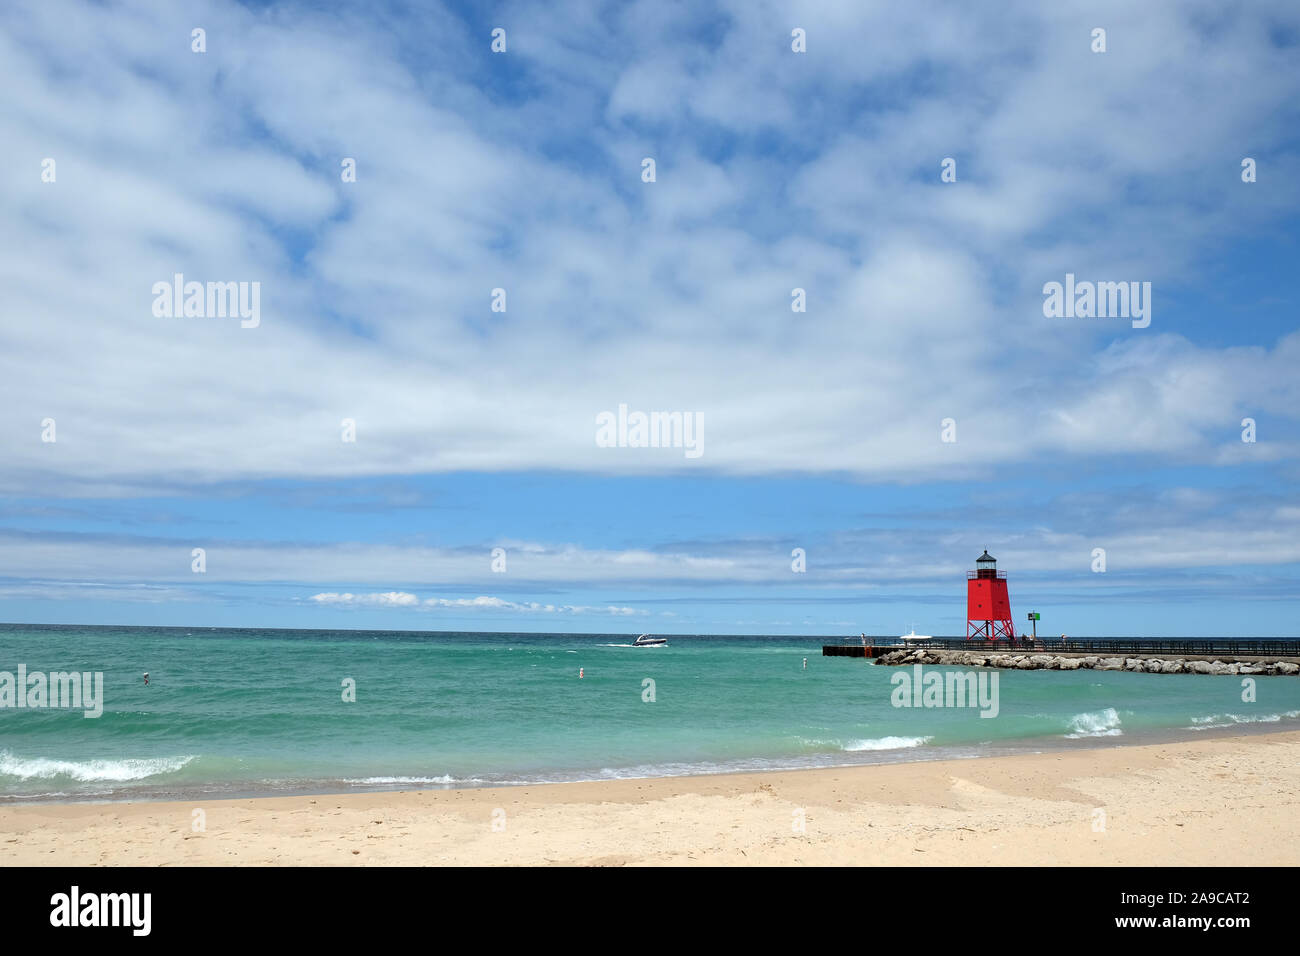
[967,550,1016,640]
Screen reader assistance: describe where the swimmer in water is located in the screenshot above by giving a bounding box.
[143,672,149,685]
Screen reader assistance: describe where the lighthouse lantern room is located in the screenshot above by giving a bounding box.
[967,550,1016,640]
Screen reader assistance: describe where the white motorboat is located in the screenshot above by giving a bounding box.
[899,625,933,644]
[632,634,667,646]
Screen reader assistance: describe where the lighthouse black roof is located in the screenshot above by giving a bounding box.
[976,550,996,564]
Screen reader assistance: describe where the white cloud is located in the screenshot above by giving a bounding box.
[7,497,1300,594]
[309,592,643,614]
[310,591,419,607]
[0,0,1297,499]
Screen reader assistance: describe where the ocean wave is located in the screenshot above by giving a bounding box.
[0,750,195,783]
[1187,710,1300,731]
[842,736,933,751]
[342,775,486,786]
[1066,708,1123,738]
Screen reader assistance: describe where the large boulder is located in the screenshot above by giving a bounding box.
[1057,657,1081,670]
[1275,662,1299,675]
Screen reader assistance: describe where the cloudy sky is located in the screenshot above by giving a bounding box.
[2,0,1298,635]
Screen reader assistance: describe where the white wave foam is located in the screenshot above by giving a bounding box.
[1066,708,1123,738]
[1187,710,1300,730]
[343,775,485,786]
[0,751,195,782]
[843,736,933,751]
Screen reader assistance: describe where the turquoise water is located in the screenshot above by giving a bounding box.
[2,625,1298,801]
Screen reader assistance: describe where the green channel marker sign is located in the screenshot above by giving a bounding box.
[1027,612,1040,621]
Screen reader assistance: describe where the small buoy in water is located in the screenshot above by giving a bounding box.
[579,667,584,679]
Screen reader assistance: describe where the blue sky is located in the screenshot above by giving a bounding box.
[2,0,1299,635]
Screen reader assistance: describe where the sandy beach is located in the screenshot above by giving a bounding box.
[2,730,1297,866]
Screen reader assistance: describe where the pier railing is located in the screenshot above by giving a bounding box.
[827,638,1300,657]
